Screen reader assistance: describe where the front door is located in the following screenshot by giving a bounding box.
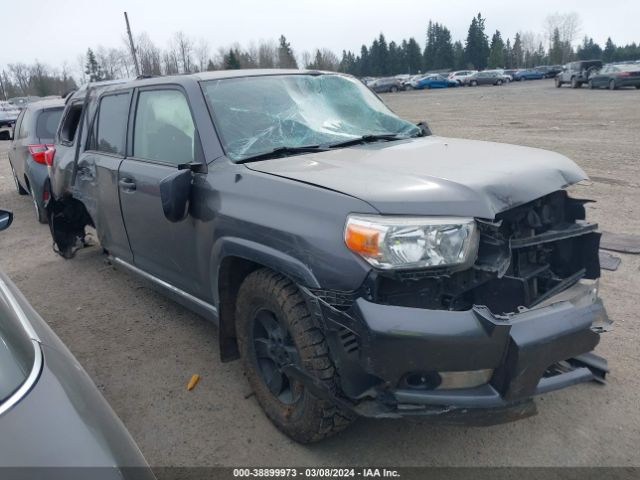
[118,86,205,298]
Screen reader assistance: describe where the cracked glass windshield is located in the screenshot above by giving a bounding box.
[201,74,420,161]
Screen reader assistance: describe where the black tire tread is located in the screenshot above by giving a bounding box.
[236,268,354,443]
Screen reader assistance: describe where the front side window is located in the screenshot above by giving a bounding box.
[90,93,130,155]
[133,90,196,165]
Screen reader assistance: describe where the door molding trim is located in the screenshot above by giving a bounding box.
[109,255,218,318]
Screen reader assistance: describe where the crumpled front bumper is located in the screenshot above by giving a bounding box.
[297,280,611,422]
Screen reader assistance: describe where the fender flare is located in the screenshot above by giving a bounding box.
[210,236,321,306]
[210,236,321,362]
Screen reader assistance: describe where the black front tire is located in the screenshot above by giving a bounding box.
[609,80,617,90]
[571,77,580,88]
[390,86,398,93]
[236,269,355,443]
[555,77,562,88]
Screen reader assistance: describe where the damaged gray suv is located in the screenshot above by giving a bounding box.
[46,70,610,443]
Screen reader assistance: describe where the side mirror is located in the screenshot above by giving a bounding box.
[0,209,13,231]
[417,121,432,137]
[159,169,192,222]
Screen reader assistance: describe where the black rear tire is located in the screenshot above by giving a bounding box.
[236,269,355,443]
[636,85,640,89]
[11,164,28,195]
[571,77,580,88]
[588,80,595,89]
[555,77,562,88]
[390,86,398,93]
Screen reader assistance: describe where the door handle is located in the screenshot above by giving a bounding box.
[119,178,136,191]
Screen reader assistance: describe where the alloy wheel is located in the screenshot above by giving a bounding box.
[251,309,302,405]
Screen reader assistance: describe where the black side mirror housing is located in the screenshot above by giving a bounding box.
[159,169,192,223]
[0,209,14,231]
[417,121,432,136]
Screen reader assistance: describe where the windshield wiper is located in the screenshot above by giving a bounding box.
[323,133,409,149]
[236,145,328,164]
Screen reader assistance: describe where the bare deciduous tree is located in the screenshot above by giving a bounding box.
[173,31,194,74]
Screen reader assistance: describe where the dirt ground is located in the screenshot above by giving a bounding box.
[0,79,638,467]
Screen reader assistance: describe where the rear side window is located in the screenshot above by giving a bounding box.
[133,89,196,165]
[36,108,63,141]
[17,109,31,139]
[59,103,83,144]
[90,93,130,156]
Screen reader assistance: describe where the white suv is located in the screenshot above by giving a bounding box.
[448,70,478,85]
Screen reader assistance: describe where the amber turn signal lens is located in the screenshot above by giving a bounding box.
[345,223,380,256]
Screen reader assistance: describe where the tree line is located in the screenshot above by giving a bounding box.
[2,11,639,100]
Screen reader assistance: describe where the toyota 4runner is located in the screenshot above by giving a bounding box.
[45,70,610,443]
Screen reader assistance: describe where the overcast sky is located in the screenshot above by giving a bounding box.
[2,0,637,72]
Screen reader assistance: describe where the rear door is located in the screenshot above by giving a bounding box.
[118,86,205,297]
[77,91,133,261]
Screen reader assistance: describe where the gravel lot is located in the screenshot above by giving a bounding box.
[0,79,638,467]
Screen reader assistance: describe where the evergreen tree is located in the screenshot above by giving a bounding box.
[548,28,563,64]
[206,59,216,71]
[224,49,241,69]
[488,30,505,68]
[512,33,524,68]
[388,41,401,74]
[277,35,298,69]
[453,41,465,69]
[503,38,513,68]
[576,36,602,60]
[424,22,454,71]
[84,48,104,82]
[464,13,490,70]
[405,38,423,74]
[603,37,616,63]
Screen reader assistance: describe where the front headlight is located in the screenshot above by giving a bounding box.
[344,215,479,270]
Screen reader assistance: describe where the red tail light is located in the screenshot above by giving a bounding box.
[28,144,55,165]
[617,72,630,77]
[44,147,56,167]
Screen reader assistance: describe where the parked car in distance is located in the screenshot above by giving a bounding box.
[0,208,154,478]
[556,60,603,88]
[512,69,545,81]
[47,70,610,444]
[587,63,640,90]
[369,77,403,93]
[0,102,20,134]
[411,74,457,89]
[484,69,512,83]
[447,70,477,85]
[402,74,424,90]
[535,65,563,78]
[7,98,64,223]
[465,71,506,86]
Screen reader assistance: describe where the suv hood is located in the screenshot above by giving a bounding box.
[244,136,587,219]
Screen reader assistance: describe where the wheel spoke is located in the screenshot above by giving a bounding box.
[256,310,281,339]
[254,337,271,359]
[266,370,284,396]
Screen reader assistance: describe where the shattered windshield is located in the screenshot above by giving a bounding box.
[201,74,420,161]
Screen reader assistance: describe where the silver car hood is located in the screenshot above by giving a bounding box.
[244,136,587,219]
